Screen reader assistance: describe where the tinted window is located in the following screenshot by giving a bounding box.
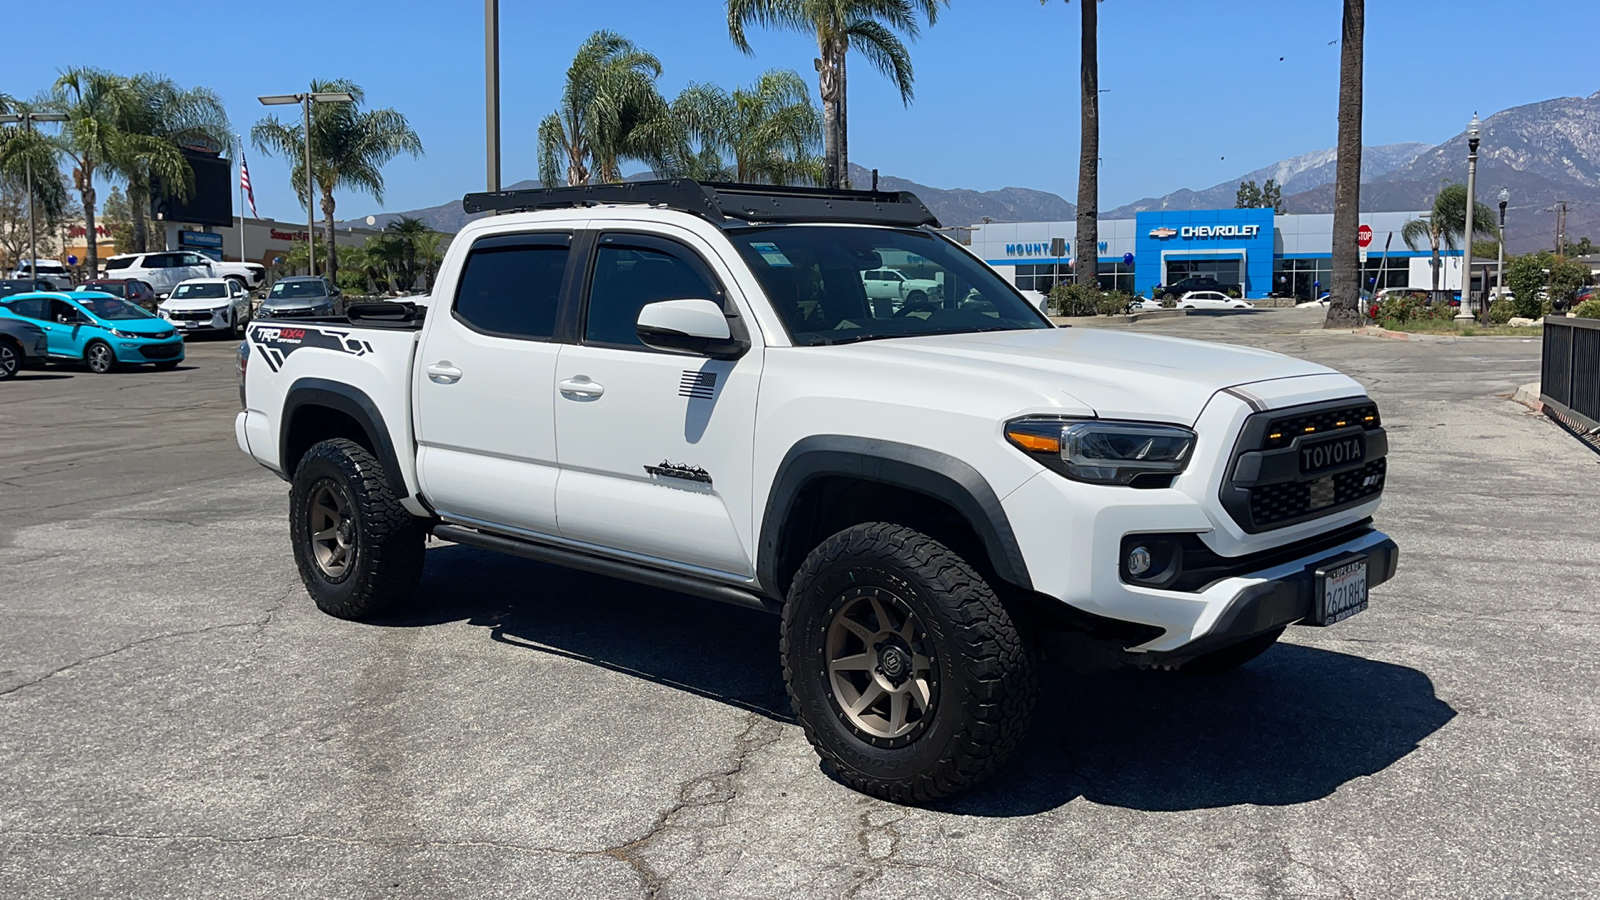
[181,254,207,267]
[174,283,227,299]
[269,280,330,299]
[80,296,153,320]
[3,297,47,320]
[585,237,721,349]
[48,299,80,322]
[88,283,127,297]
[453,233,570,339]
[104,257,133,270]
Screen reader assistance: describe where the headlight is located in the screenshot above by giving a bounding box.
[157,309,170,319]
[1005,418,1196,486]
[110,328,143,339]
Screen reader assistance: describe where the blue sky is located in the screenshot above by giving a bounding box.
[5,0,1596,222]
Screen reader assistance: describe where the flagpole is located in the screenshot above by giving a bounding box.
[238,135,247,264]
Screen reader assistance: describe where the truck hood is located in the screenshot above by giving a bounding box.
[830,327,1332,424]
[161,296,231,311]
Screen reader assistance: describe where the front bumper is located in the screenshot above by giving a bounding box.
[162,309,232,332]
[114,338,185,363]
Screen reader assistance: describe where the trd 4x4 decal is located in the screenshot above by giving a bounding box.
[250,325,374,372]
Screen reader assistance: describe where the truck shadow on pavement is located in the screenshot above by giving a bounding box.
[393,545,1456,817]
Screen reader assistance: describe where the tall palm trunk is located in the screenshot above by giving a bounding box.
[817,35,845,189]
[1075,0,1098,288]
[1430,230,1441,295]
[837,50,849,188]
[76,166,99,275]
[321,188,339,286]
[1325,0,1364,327]
[128,180,150,253]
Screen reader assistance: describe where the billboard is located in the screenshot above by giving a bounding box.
[151,149,234,227]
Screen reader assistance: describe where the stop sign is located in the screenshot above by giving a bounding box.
[1358,225,1373,248]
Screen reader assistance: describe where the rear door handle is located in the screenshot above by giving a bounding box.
[558,376,604,398]
[426,362,462,384]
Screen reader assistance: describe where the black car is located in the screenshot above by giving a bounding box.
[1157,276,1237,299]
[0,314,49,379]
[0,278,56,298]
[258,276,343,319]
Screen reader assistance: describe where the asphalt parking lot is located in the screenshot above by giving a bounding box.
[3,308,1597,899]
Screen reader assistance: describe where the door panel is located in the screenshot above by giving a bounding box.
[554,231,761,577]
[414,231,572,535]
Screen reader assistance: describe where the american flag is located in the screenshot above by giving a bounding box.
[239,148,258,218]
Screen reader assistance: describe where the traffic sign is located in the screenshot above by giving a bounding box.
[1358,225,1373,248]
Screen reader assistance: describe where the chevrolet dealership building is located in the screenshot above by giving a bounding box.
[969,208,1465,300]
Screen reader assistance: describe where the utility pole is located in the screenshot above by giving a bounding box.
[1547,201,1569,257]
[485,0,501,195]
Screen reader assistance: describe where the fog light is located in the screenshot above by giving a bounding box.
[1127,546,1153,577]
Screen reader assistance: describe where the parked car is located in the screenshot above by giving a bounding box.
[0,291,184,373]
[158,278,253,335]
[102,251,214,296]
[1128,297,1164,311]
[257,276,342,318]
[860,267,943,313]
[1157,276,1235,300]
[1177,290,1253,310]
[9,259,73,291]
[0,315,48,379]
[236,179,1397,804]
[77,278,160,311]
[0,278,57,298]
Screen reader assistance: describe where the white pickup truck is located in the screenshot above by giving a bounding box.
[236,180,1397,803]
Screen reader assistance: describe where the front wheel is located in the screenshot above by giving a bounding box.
[289,438,425,619]
[782,522,1035,803]
[84,340,116,374]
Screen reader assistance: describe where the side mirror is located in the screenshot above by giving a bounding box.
[636,298,747,359]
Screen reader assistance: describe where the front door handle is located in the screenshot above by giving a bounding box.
[426,362,462,384]
[558,376,605,398]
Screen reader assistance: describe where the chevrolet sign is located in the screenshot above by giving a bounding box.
[1148,227,1177,239]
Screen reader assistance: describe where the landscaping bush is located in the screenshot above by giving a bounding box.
[1572,298,1600,320]
[1547,258,1591,311]
[1486,298,1515,325]
[1506,253,1553,319]
[1377,293,1455,327]
[1099,291,1136,316]
[1047,283,1135,316]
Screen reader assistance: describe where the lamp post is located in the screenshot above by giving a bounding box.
[1496,187,1509,305]
[485,0,501,194]
[0,111,69,278]
[1456,114,1482,322]
[257,91,355,277]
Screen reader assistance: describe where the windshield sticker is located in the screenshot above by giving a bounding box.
[249,324,373,372]
[749,242,792,267]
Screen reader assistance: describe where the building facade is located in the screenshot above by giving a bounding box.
[969,209,1464,300]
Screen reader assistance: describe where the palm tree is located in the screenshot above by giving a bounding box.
[252,79,423,286]
[45,68,181,275]
[538,31,676,188]
[728,0,947,190]
[0,97,70,244]
[117,74,232,253]
[1325,0,1364,327]
[1400,182,1498,296]
[384,215,432,291]
[1042,1,1099,286]
[670,69,824,184]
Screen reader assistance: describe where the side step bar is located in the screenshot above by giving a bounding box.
[431,523,781,616]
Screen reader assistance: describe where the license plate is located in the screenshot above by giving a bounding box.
[1312,556,1368,626]
[1299,433,1364,475]
[176,322,195,330]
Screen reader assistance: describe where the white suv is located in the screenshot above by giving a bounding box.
[103,251,214,296]
[235,180,1397,804]
[158,278,253,334]
[10,260,73,291]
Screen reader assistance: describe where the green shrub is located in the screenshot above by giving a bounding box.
[1487,298,1514,325]
[1572,298,1600,319]
[1506,253,1553,319]
[1099,291,1136,316]
[1047,282,1134,316]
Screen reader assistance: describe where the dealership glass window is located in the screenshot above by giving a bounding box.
[1272,258,1333,299]
[1096,261,1134,294]
[1164,259,1242,290]
[1013,264,1070,293]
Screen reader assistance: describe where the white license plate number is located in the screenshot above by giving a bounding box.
[1314,558,1368,625]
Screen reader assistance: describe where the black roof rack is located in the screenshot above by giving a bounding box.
[460,179,940,229]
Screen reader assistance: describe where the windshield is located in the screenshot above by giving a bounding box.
[173,283,227,300]
[80,296,155,320]
[269,280,328,300]
[728,226,1049,345]
[84,282,126,297]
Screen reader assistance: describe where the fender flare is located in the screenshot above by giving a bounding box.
[281,378,409,499]
[757,436,1032,596]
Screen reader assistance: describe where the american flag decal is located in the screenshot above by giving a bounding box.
[679,370,717,399]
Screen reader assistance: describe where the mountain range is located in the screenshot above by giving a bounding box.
[351,90,1600,255]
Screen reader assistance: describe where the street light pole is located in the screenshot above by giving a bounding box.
[0,111,68,279]
[259,91,354,278]
[485,0,501,194]
[1456,114,1482,323]
[1496,188,1509,305]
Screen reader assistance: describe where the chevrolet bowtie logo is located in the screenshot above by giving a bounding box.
[1148,227,1178,239]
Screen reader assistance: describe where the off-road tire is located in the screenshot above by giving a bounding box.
[1178,626,1284,675]
[289,438,424,620]
[782,522,1035,803]
[0,338,20,379]
[84,340,116,374]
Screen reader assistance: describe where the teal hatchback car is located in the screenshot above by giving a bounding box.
[0,291,184,373]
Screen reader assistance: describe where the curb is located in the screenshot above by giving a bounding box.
[1356,326,1413,341]
[1512,382,1543,413]
[1051,309,1189,326]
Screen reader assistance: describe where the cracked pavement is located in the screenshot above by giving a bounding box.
[2,310,1597,898]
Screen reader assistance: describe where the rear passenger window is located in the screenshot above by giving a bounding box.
[452,233,571,339]
[104,257,132,270]
[4,298,46,320]
[585,236,723,349]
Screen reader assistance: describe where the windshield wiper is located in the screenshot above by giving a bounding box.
[802,333,904,346]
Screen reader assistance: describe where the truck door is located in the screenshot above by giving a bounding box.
[413,230,574,536]
[553,229,762,578]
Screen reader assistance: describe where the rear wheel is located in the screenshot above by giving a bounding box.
[289,438,425,619]
[84,340,116,374]
[0,339,19,379]
[783,522,1035,803]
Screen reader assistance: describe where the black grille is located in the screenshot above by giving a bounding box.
[168,310,216,321]
[138,342,182,360]
[1248,459,1386,528]
[1261,403,1380,450]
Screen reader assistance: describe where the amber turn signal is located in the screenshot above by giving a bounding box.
[1006,429,1061,454]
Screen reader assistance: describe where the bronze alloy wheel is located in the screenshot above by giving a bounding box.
[307,479,357,581]
[825,586,938,747]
